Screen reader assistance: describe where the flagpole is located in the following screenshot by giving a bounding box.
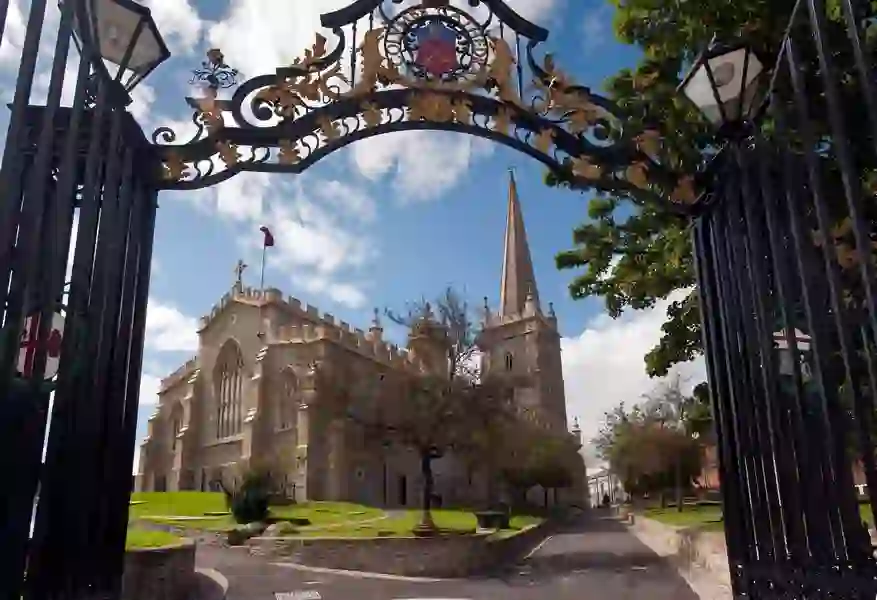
[257,226,273,340]
[259,242,267,293]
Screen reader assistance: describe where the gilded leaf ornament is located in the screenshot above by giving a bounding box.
[492,107,513,135]
[408,93,455,123]
[451,99,474,124]
[534,129,555,154]
[278,141,301,165]
[163,152,187,181]
[486,36,519,106]
[293,33,330,69]
[625,162,650,189]
[361,102,383,127]
[351,28,400,97]
[635,129,662,158]
[216,142,240,166]
[317,116,341,141]
[571,156,603,180]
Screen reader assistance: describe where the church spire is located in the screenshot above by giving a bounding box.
[499,169,540,318]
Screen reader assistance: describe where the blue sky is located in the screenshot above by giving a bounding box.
[0,0,705,471]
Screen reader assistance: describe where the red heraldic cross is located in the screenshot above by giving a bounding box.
[17,312,64,379]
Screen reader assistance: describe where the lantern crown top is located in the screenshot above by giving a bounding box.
[73,0,171,96]
[320,0,550,43]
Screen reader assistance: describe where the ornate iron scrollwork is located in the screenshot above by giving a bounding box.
[150,0,692,212]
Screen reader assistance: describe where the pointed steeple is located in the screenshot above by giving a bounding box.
[500,169,540,318]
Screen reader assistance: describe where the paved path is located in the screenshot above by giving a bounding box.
[195,513,699,600]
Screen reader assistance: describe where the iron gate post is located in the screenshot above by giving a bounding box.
[693,134,877,597]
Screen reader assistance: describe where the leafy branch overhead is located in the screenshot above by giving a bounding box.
[552,0,877,378]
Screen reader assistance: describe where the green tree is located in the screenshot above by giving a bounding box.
[552,0,877,378]
[498,424,582,508]
[316,288,522,534]
[595,381,706,506]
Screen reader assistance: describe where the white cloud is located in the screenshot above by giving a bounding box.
[562,290,707,456]
[352,131,494,202]
[142,0,204,54]
[299,276,368,310]
[145,300,199,352]
[189,173,376,309]
[139,373,163,406]
[0,0,26,69]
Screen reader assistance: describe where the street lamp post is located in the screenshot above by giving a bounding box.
[0,1,171,598]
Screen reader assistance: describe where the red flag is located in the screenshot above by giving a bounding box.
[260,226,275,248]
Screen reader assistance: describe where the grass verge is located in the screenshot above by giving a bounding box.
[641,504,725,532]
[288,509,543,539]
[130,492,385,532]
[125,528,184,550]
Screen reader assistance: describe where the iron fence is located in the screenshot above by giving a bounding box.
[0,0,157,598]
[695,0,877,596]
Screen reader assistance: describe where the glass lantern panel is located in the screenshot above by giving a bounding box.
[89,0,163,73]
[705,47,764,104]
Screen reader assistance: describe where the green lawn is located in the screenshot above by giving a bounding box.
[644,503,876,533]
[289,509,543,539]
[128,492,542,539]
[129,492,385,532]
[129,492,229,518]
[641,504,725,532]
[125,528,184,550]
[861,503,874,527]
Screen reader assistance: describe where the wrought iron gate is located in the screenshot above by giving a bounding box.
[694,0,877,596]
[0,0,876,598]
[0,0,159,597]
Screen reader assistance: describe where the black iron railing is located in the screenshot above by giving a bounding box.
[695,0,877,596]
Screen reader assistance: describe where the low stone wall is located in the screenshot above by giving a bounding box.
[248,522,551,578]
[122,540,196,600]
[626,515,732,598]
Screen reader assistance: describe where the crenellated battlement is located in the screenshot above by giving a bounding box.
[160,356,199,392]
[274,320,413,368]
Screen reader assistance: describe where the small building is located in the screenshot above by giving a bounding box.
[587,468,623,507]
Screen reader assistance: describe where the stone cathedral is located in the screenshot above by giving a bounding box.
[136,174,583,507]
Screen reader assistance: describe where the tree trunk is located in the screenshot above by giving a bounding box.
[543,487,548,508]
[415,451,437,535]
[485,460,498,509]
[675,458,684,513]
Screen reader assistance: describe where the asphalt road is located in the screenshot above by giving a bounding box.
[196,513,700,600]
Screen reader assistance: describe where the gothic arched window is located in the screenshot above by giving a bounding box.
[504,352,514,372]
[215,340,244,439]
[279,369,298,430]
[171,403,183,451]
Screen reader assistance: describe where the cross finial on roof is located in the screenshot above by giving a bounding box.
[234,259,247,288]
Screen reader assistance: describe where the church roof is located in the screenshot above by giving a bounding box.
[499,170,540,318]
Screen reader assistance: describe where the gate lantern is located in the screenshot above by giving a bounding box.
[72,0,170,100]
[679,37,767,130]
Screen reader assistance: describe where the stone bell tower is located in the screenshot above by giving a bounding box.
[406,303,450,376]
[478,171,568,432]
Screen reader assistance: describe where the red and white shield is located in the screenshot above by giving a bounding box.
[17,311,66,380]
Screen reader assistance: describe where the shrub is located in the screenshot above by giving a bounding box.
[220,467,274,524]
